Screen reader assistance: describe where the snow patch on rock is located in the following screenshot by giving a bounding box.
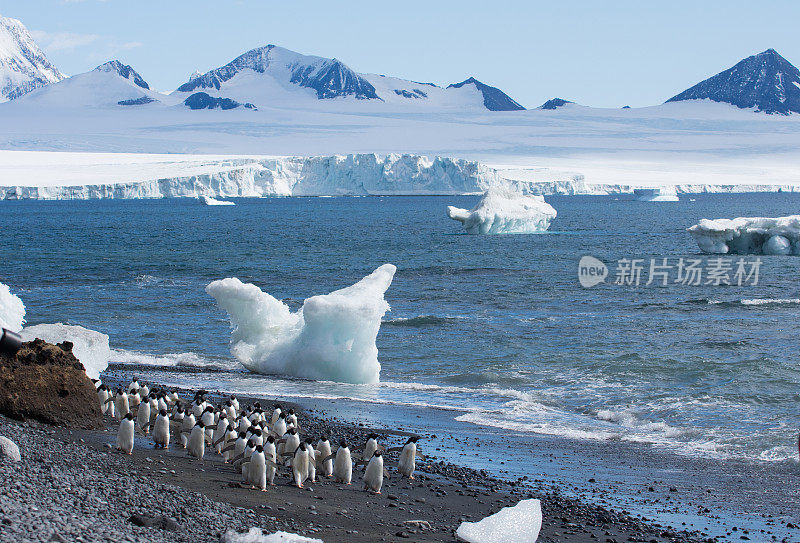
[456,498,542,543]
[20,323,111,380]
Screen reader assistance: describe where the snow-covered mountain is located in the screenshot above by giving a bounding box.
[173,44,524,111]
[667,49,800,114]
[0,14,63,102]
[539,98,573,110]
[16,59,160,108]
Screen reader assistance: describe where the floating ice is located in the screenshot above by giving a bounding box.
[220,527,322,543]
[456,498,542,543]
[20,323,111,380]
[634,187,679,202]
[0,282,25,332]
[447,188,557,234]
[202,196,235,206]
[687,215,800,254]
[206,264,396,384]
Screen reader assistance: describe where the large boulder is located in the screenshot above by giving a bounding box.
[0,339,102,429]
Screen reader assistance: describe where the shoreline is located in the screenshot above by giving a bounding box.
[102,368,800,543]
[2,376,717,543]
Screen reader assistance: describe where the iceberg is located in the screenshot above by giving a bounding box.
[206,264,396,384]
[687,215,800,254]
[20,323,111,380]
[220,527,322,543]
[0,281,25,332]
[447,188,557,234]
[201,195,235,206]
[634,187,679,201]
[456,498,542,543]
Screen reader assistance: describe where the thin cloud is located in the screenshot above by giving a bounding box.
[30,30,100,52]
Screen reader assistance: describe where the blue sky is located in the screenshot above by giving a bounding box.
[2,0,799,108]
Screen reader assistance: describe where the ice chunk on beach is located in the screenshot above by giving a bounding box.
[20,323,111,380]
[687,215,800,255]
[0,282,25,332]
[447,188,557,234]
[206,264,396,384]
[220,527,322,543]
[634,187,679,201]
[202,196,235,206]
[456,498,542,543]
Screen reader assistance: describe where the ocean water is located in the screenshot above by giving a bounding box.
[3,194,800,463]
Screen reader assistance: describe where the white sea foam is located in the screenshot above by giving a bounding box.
[740,298,800,305]
[206,264,396,384]
[0,281,25,332]
[201,195,235,206]
[21,323,110,380]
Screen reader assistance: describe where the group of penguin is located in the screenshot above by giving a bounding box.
[95,378,425,495]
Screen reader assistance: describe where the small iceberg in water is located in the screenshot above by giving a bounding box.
[447,188,557,234]
[0,281,25,332]
[206,264,396,384]
[688,215,800,255]
[633,187,679,202]
[201,196,235,206]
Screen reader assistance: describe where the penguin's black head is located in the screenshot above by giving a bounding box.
[220,412,227,419]
[273,403,281,410]
[288,428,296,435]
[368,433,378,440]
[149,393,157,400]
[230,394,237,400]
[247,439,255,448]
[305,437,314,445]
[267,435,275,443]
[132,378,138,383]
[176,405,184,413]
[225,400,232,407]
[205,406,214,413]
[256,445,264,452]
[320,435,328,442]
[159,409,167,416]
[298,442,306,452]
[197,420,205,428]
[288,409,295,415]
[253,402,261,409]
[279,412,286,419]
[124,413,134,420]
[253,428,262,437]
[373,450,383,457]
[339,440,348,448]
[238,431,246,438]
[407,436,419,444]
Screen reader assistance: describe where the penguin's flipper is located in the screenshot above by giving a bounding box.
[277,439,287,444]
[383,468,390,478]
[377,444,385,452]
[280,452,294,458]
[352,446,364,452]
[354,459,367,467]
[266,460,282,470]
[322,453,336,463]
[222,444,237,453]
[416,451,426,460]
[386,446,403,453]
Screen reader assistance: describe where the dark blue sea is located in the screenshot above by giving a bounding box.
[3,193,800,464]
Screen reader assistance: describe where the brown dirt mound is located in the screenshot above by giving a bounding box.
[0,338,102,429]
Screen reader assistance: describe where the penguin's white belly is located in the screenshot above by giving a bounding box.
[153,417,170,446]
[398,445,416,477]
[250,455,267,490]
[189,428,205,458]
[334,450,352,484]
[364,458,384,492]
[116,421,134,454]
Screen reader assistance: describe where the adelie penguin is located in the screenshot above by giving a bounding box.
[151,409,170,449]
[389,436,425,479]
[179,411,196,448]
[316,436,333,477]
[135,394,151,435]
[363,450,390,494]
[116,413,135,455]
[331,440,352,484]
[248,445,269,491]
[185,420,212,459]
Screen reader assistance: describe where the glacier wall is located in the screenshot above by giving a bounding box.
[3,152,799,200]
[0,154,510,200]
